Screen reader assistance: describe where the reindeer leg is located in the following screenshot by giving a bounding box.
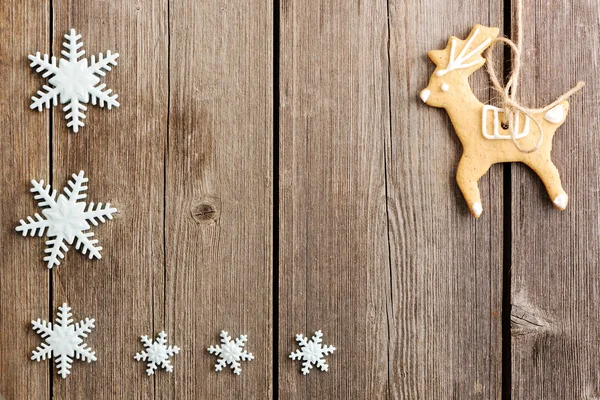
[523,158,568,210]
[456,155,491,218]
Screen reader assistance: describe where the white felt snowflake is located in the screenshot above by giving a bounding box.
[31,303,96,379]
[29,28,119,133]
[289,330,336,375]
[16,170,117,269]
[207,331,254,375]
[134,331,180,375]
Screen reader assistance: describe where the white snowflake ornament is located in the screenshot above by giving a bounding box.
[207,331,254,375]
[29,28,119,133]
[134,331,180,375]
[31,303,97,379]
[289,330,336,375]
[16,170,117,269]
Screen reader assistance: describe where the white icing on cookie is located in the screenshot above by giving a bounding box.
[544,104,565,124]
[481,105,530,140]
[553,193,568,210]
[472,202,483,217]
[436,28,491,76]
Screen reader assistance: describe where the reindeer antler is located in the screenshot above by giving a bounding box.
[430,25,499,76]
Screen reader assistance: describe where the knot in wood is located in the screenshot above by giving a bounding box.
[191,197,220,225]
[510,303,551,336]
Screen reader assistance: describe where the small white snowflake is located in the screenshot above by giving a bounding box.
[16,170,117,269]
[29,28,119,133]
[289,330,336,375]
[207,331,254,375]
[31,303,97,379]
[134,331,180,375]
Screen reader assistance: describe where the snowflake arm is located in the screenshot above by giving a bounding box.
[208,331,254,375]
[16,213,50,237]
[55,353,74,379]
[88,51,119,76]
[73,343,97,363]
[63,171,88,204]
[73,317,96,338]
[31,342,53,362]
[134,331,180,376]
[62,29,85,62]
[83,202,118,225]
[89,84,120,109]
[28,52,59,78]
[56,303,73,326]
[31,179,58,208]
[289,348,304,359]
[28,53,60,111]
[63,99,87,133]
[74,231,101,259]
[32,318,54,338]
[44,234,69,269]
[31,85,60,111]
[31,304,96,379]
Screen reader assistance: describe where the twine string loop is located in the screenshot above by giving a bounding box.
[484,1,584,153]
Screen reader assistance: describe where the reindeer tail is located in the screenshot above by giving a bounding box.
[543,100,569,126]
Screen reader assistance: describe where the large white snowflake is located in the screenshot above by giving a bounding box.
[16,170,117,269]
[31,303,97,379]
[289,330,336,375]
[29,28,119,133]
[134,331,180,375]
[207,331,254,375]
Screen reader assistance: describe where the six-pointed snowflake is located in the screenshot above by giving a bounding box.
[16,170,117,269]
[134,331,180,375]
[208,331,254,375]
[289,330,336,375]
[31,303,96,379]
[29,28,119,132]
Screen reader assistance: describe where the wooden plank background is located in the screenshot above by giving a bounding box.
[511,1,600,399]
[0,1,599,399]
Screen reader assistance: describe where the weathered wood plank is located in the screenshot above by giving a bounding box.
[0,2,49,399]
[278,1,391,398]
[51,1,168,398]
[511,2,600,398]
[162,1,273,398]
[386,1,504,398]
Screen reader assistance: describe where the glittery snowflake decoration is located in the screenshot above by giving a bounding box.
[29,28,119,133]
[289,330,336,375]
[207,331,254,375]
[134,331,180,375]
[16,170,117,269]
[31,303,97,379]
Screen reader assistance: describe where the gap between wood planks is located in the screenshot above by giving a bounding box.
[273,0,281,396]
[48,0,54,396]
[502,0,513,398]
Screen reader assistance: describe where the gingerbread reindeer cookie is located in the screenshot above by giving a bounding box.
[420,25,578,218]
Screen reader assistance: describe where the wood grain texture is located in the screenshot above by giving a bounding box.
[387,1,505,398]
[511,1,600,398]
[3,1,600,398]
[162,0,273,398]
[0,2,49,399]
[50,0,168,398]
[278,0,392,398]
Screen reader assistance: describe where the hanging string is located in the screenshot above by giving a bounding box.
[484,0,584,153]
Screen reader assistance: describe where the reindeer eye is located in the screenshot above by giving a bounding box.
[441,83,450,92]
